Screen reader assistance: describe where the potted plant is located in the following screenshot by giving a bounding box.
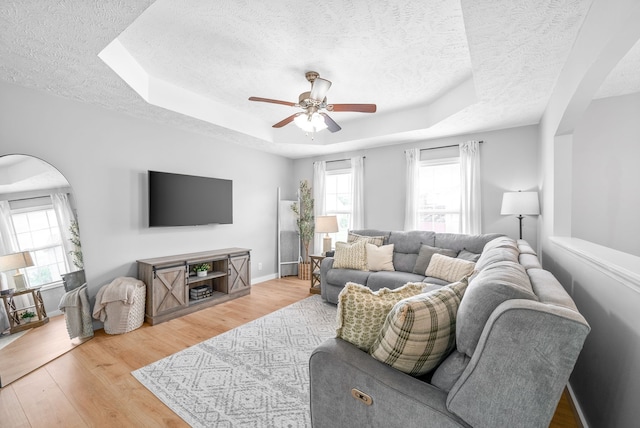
[291,180,314,279]
[193,263,211,277]
[21,310,36,323]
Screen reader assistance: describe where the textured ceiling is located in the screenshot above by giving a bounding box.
[1,0,638,159]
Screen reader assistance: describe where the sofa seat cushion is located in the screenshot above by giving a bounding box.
[425,254,476,283]
[456,261,537,357]
[369,278,468,376]
[412,245,458,275]
[326,268,371,288]
[366,271,427,291]
[336,282,426,351]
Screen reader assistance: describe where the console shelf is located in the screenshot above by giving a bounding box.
[137,248,251,325]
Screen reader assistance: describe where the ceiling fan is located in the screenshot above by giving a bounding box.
[248,71,377,133]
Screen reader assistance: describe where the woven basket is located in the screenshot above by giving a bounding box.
[104,284,146,335]
[298,262,311,280]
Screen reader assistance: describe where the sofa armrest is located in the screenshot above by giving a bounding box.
[310,338,470,428]
[447,300,590,427]
[319,257,334,302]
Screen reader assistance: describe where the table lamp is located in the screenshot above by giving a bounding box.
[0,251,34,291]
[500,191,540,239]
[315,215,339,255]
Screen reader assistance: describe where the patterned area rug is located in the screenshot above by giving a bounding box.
[132,295,336,427]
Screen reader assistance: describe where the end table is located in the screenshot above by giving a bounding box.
[309,254,325,295]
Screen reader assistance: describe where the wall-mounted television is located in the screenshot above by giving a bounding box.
[148,170,233,227]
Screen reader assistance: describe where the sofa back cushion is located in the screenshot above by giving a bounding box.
[434,232,503,254]
[456,261,537,357]
[412,244,458,275]
[388,230,436,273]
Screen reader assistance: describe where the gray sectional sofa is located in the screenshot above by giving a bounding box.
[311,232,590,427]
[320,229,502,304]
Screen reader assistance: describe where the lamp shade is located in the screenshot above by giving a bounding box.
[315,215,339,234]
[0,251,34,272]
[500,191,540,215]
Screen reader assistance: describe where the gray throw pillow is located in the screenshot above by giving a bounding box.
[413,245,458,275]
[457,249,481,262]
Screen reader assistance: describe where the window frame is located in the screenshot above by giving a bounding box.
[9,202,70,288]
[324,167,353,244]
[416,156,461,233]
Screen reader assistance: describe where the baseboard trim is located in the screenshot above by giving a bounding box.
[252,273,278,284]
[567,383,589,428]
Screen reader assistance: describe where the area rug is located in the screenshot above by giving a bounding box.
[132,294,336,427]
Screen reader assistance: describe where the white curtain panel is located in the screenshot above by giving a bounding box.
[313,161,326,255]
[404,148,419,231]
[0,200,18,255]
[350,156,365,230]
[459,140,482,234]
[52,193,78,271]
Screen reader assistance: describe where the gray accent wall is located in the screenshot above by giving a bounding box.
[0,81,295,301]
[293,125,540,249]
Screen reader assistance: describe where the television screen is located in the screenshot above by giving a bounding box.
[148,171,233,226]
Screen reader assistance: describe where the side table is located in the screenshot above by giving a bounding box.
[309,255,325,295]
[0,288,49,334]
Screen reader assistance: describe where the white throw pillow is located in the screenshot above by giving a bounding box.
[366,243,395,272]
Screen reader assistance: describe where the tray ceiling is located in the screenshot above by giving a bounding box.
[1,0,638,158]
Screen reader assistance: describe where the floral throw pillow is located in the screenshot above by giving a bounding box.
[336,282,425,351]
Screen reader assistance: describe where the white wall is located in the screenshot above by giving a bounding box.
[538,0,640,425]
[0,82,295,301]
[293,125,540,248]
[572,92,640,257]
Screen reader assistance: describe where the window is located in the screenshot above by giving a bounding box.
[324,168,352,243]
[11,205,69,287]
[417,158,460,233]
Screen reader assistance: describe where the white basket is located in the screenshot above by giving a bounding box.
[104,284,146,335]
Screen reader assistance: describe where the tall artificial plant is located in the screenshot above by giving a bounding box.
[291,180,314,262]
[69,219,84,270]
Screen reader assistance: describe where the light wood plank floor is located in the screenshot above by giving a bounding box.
[0,277,579,427]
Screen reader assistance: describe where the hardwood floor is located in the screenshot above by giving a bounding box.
[0,277,579,427]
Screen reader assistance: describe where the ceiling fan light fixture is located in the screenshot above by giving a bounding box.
[294,112,327,133]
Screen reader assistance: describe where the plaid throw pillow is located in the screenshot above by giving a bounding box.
[369,278,468,376]
[347,232,386,247]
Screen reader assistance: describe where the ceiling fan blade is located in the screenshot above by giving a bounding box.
[273,113,299,128]
[320,113,341,133]
[329,103,377,113]
[249,96,296,107]
[310,77,332,101]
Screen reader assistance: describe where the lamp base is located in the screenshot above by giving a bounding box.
[322,235,332,255]
[13,272,27,290]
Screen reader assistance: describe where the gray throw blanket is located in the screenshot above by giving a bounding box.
[58,283,94,339]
